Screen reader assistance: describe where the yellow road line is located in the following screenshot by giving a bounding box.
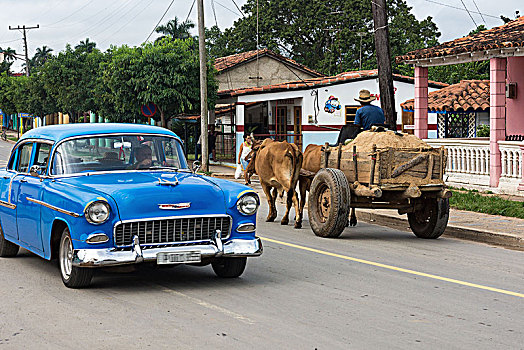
[261,237,524,298]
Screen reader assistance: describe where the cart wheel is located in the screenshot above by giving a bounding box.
[308,168,350,238]
[408,198,449,239]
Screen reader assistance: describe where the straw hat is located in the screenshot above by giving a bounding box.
[354,89,376,103]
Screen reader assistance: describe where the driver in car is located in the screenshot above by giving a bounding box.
[127,145,153,170]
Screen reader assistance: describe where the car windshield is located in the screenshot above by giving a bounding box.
[51,134,187,175]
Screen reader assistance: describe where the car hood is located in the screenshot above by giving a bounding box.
[57,171,227,221]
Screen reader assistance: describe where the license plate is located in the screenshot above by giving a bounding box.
[157,251,201,265]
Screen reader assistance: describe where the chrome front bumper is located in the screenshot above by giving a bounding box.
[72,235,263,268]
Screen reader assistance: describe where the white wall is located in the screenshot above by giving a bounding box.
[235,78,442,158]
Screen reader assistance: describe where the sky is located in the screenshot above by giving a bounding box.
[0,0,521,73]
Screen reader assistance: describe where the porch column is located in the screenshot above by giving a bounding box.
[414,66,428,139]
[519,144,524,191]
[489,57,506,187]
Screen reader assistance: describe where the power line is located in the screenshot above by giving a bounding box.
[230,0,245,17]
[43,0,98,27]
[90,0,145,38]
[459,0,478,27]
[185,0,196,22]
[211,0,219,28]
[214,0,241,17]
[99,0,156,46]
[0,38,21,45]
[143,0,176,43]
[471,0,487,25]
[421,0,499,19]
[42,0,137,49]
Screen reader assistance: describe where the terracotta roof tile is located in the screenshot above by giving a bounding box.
[397,17,524,63]
[401,80,490,112]
[214,49,324,77]
[218,69,448,97]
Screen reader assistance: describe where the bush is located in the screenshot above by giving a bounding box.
[477,124,490,137]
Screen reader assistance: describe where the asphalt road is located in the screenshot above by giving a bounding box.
[0,141,523,349]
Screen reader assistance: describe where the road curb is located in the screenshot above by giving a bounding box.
[357,210,524,250]
[218,177,524,250]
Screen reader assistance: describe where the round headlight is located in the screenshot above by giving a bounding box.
[85,201,111,224]
[237,194,259,216]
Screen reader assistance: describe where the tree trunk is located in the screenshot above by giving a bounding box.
[372,0,397,131]
[159,107,166,128]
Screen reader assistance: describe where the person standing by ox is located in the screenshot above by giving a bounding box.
[238,133,253,174]
[354,89,385,131]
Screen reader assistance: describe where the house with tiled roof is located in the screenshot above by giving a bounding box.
[214,49,324,92]
[397,16,524,194]
[217,69,446,157]
[401,80,490,138]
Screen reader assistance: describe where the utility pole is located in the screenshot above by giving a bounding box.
[197,0,209,172]
[371,0,397,131]
[8,24,39,77]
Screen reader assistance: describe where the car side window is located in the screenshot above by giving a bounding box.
[17,143,33,173]
[33,143,51,170]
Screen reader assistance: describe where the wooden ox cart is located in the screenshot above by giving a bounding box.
[304,142,451,239]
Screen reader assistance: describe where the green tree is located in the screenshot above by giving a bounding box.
[209,0,441,75]
[75,38,97,53]
[32,46,54,67]
[0,47,18,75]
[155,17,195,42]
[0,73,18,115]
[102,38,217,128]
[41,44,104,122]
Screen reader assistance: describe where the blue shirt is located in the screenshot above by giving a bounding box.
[354,104,385,130]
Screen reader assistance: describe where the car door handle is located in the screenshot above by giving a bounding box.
[20,179,27,183]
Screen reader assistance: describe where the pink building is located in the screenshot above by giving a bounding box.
[397,17,524,194]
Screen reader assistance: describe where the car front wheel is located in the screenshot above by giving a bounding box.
[59,228,93,288]
[212,257,247,278]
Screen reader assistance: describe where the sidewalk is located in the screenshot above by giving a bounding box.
[210,165,524,249]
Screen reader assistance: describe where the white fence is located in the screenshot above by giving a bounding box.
[425,138,523,193]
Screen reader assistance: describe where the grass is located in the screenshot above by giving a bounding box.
[7,137,18,142]
[449,190,524,219]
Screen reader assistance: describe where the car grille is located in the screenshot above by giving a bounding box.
[114,216,231,247]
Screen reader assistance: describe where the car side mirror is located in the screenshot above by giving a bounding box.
[192,160,201,173]
[29,165,43,177]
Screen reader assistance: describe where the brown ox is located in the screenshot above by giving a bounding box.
[298,144,357,228]
[250,138,303,228]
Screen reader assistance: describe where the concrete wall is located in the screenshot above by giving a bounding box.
[506,56,524,136]
[217,56,318,91]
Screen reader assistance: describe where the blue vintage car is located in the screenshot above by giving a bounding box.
[0,123,262,288]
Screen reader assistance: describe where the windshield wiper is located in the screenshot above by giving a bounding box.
[148,166,179,172]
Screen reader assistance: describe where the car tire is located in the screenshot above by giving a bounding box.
[308,168,351,238]
[408,198,450,239]
[0,226,19,257]
[59,228,93,288]
[212,257,247,278]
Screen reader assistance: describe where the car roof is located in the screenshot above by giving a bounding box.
[19,123,180,143]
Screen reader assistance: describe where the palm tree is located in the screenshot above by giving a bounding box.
[0,47,18,62]
[32,45,53,67]
[75,38,97,53]
[155,17,195,42]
